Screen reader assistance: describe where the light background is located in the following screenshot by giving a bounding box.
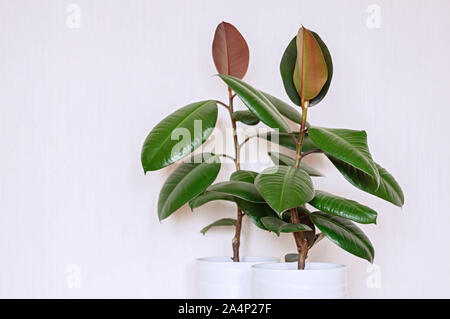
[0,0,449,298]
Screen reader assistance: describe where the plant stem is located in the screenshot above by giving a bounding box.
[227,87,243,262]
[291,100,310,270]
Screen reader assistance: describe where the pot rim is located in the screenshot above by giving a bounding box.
[196,256,279,264]
[252,261,346,272]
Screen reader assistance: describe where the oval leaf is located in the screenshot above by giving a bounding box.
[218,75,290,133]
[212,22,249,79]
[207,181,264,203]
[310,211,374,262]
[141,100,218,172]
[200,218,236,235]
[308,127,380,185]
[230,170,258,183]
[158,160,221,220]
[233,110,260,125]
[255,166,314,214]
[268,151,323,176]
[261,216,311,236]
[189,191,235,210]
[309,190,377,224]
[328,156,404,207]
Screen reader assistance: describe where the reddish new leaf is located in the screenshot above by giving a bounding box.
[212,22,249,79]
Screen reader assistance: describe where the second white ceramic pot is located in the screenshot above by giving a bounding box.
[196,256,279,299]
[252,262,347,299]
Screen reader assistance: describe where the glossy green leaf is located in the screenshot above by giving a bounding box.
[207,181,265,203]
[282,207,316,246]
[260,91,301,123]
[259,132,316,152]
[218,74,290,132]
[141,100,218,172]
[310,211,374,262]
[280,32,333,106]
[328,156,404,207]
[233,110,260,125]
[255,166,314,214]
[309,190,377,224]
[230,170,258,183]
[268,152,323,176]
[308,127,380,185]
[234,199,279,230]
[157,159,221,220]
[189,191,235,210]
[261,216,311,236]
[200,218,236,235]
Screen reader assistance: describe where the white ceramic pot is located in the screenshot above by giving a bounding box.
[252,262,347,299]
[196,256,279,299]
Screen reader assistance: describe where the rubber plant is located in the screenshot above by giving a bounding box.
[141,23,404,268]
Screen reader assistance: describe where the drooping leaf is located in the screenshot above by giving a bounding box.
[230,170,258,183]
[280,31,333,106]
[308,127,380,185]
[259,132,316,152]
[260,91,302,123]
[234,199,278,230]
[218,75,290,133]
[309,190,377,224]
[212,22,249,79]
[328,156,404,207]
[261,216,311,236]
[255,166,314,214]
[189,191,235,210]
[310,211,374,262]
[200,218,237,235]
[293,26,328,101]
[157,159,221,220]
[233,110,260,125]
[268,152,323,176]
[141,100,218,172]
[207,181,265,203]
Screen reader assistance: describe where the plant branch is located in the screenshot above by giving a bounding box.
[214,100,230,109]
[212,153,236,162]
[302,148,322,157]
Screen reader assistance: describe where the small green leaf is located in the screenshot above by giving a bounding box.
[207,181,265,203]
[200,218,237,235]
[261,216,311,236]
[309,190,377,224]
[233,110,260,125]
[310,211,374,262]
[268,152,323,176]
[230,170,258,183]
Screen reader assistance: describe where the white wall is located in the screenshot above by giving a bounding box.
[0,0,449,298]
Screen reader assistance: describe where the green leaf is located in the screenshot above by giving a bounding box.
[207,181,265,203]
[285,253,298,262]
[310,211,374,262]
[328,156,404,207]
[261,216,311,236]
[280,32,333,106]
[230,170,258,183]
[309,190,377,224]
[268,151,323,176]
[233,110,260,125]
[260,91,301,123]
[189,191,235,210]
[200,218,237,235]
[141,100,218,172]
[234,199,279,230]
[158,159,221,220]
[259,132,316,152]
[217,74,290,132]
[308,127,380,185]
[255,166,314,214]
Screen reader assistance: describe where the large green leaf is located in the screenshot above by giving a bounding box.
[255,166,314,214]
[260,91,301,124]
[218,74,290,132]
[230,170,258,183]
[310,211,374,262]
[308,127,380,185]
[280,31,333,106]
[259,132,316,152]
[189,191,235,210]
[268,152,323,176]
[309,190,377,224]
[261,216,311,236]
[233,110,260,125]
[157,159,221,220]
[200,218,236,235]
[328,156,404,207]
[207,181,265,203]
[141,100,218,172]
[234,199,279,230]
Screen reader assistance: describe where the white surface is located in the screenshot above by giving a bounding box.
[0,0,450,298]
[252,262,347,299]
[196,256,279,299]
